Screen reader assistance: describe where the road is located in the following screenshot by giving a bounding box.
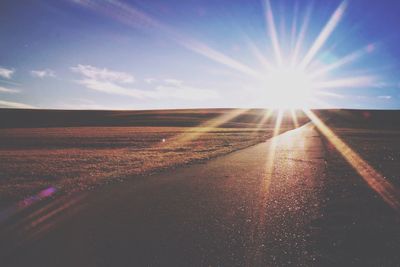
[2,123,399,266]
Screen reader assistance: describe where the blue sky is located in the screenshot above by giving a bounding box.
[1,0,400,109]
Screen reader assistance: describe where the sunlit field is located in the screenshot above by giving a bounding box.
[0,109,306,204]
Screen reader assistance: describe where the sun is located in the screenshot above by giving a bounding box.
[264,66,315,109]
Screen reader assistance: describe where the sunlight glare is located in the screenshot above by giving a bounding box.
[264,67,314,108]
[305,109,400,211]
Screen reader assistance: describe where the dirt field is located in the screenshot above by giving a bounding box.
[0,109,308,203]
[0,127,280,202]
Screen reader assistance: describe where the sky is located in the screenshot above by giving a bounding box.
[1,0,400,110]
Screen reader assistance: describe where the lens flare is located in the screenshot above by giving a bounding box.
[263,67,314,108]
[304,109,400,211]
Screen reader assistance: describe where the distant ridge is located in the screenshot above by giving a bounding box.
[0,108,304,128]
[1,108,399,129]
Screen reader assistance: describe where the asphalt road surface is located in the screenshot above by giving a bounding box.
[1,123,399,266]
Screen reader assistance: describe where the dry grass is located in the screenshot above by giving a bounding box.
[0,126,284,202]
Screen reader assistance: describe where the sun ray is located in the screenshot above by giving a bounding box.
[246,108,284,265]
[274,109,284,136]
[171,108,250,144]
[309,44,375,79]
[259,110,284,186]
[290,109,300,128]
[304,109,400,211]
[290,4,312,67]
[264,0,283,66]
[299,2,347,69]
[181,39,262,79]
[254,109,274,131]
[250,109,275,140]
[73,0,262,79]
[290,1,299,50]
[314,75,376,89]
[246,39,274,72]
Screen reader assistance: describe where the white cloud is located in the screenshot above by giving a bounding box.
[0,86,20,94]
[31,69,56,78]
[0,99,36,109]
[164,79,183,86]
[77,78,217,101]
[78,79,148,99]
[72,65,218,101]
[71,64,134,83]
[378,95,392,99]
[316,91,345,98]
[144,78,156,84]
[0,67,14,79]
